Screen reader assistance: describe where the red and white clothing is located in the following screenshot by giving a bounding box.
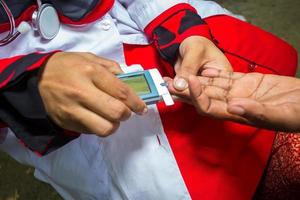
[0,1,298,200]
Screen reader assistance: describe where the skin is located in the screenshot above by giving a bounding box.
[167,68,300,132]
[39,52,147,137]
[39,35,231,137]
[172,36,232,90]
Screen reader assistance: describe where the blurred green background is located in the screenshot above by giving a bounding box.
[0,0,299,199]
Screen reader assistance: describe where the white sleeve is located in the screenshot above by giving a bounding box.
[117,0,187,30]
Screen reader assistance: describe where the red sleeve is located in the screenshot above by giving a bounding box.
[0,51,80,155]
[0,52,58,89]
[144,3,211,64]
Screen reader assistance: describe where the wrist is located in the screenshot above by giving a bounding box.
[180,36,211,54]
[39,51,64,77]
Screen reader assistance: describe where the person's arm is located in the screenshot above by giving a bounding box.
[120,0,232,88]
[166,68,300,132]
[0,51,77,155]
[0,52,147,155]
[120,1,210,61]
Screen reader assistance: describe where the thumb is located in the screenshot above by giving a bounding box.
[227,98,290,130]
[227,98,264,118]
[174,49,202,91]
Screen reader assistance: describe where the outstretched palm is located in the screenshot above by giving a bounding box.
[167,69,300,132]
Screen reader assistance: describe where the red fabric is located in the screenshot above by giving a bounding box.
[145,4,211,40]
[25,52,58,71]
[255,132,300,199]
[58,0,114,25]
[0,123,7,128]
[205,15,297,76]
[123,15,297,200]
[0,0,114,32]
[0,51,58,89]
[145,3,199,38]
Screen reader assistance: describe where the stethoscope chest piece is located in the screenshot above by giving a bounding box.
[32,4,60,40]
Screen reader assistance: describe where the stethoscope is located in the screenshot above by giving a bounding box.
[0,0,60,46]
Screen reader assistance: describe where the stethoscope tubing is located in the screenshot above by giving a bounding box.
[0,0,20,46]
[0,0,60,46]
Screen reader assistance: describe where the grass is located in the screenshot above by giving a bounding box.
[0,152,62,200]
[0,0,299,199]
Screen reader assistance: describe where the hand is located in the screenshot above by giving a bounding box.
[171,36,232,91]
[39,52,147,137]
[167,68,300,132]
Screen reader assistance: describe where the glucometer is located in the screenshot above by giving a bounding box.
[118,64,174,106]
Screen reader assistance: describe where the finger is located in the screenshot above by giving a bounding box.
[201,68,244,79]
[79,86,132,122]
[189,76,231,102]
[201,68,220,77]
[188,75,203,99]
[176,50,200,77]
[173,48,203,91]
[196,76,234,90]
[171,95,193,105]
[163,76,172,82]
[168,76,231,102]
[63,107,120,137]
[192,95,243,121]
[188,75,247,121]
[203,86,233,102]
[228,98,299,131]
[81,52,123,74]
[189,76,226,117]
[165,77,194,103]
[92,68,147,114]
[188,75,211,114]
[167,78,190,97]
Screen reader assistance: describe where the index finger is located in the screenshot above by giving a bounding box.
[92,66,147,114]
[201,68,244,79]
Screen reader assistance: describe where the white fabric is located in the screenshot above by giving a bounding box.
[120,0,186,30]
[0,1,245,199]
[189,0,246,21]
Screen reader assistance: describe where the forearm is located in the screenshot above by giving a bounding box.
[0,52,79,155]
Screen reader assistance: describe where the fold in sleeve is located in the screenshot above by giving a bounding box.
[121,1,212,64]
[0,52,80,155]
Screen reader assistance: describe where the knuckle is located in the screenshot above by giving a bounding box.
[208,77,214,85]
[51,114,65,128]
[66,87,86,101]
[99,122,120,137]
[110,102,130,120]
[60,106,77,121]
[177,65,198,77]
[81,64,95,75]
[116,86,130,101]
[110,61,120,68]
[222,89,230,101]
[52,105,76,128]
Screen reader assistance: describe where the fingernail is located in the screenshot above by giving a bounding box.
[143,107,148,115]
[228,106,245,115]
[174,78,188,90]
[138,107,148,115]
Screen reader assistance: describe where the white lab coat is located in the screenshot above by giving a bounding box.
[0,1,243,199]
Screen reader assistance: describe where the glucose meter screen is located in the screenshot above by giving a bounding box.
[121,75,151,96]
